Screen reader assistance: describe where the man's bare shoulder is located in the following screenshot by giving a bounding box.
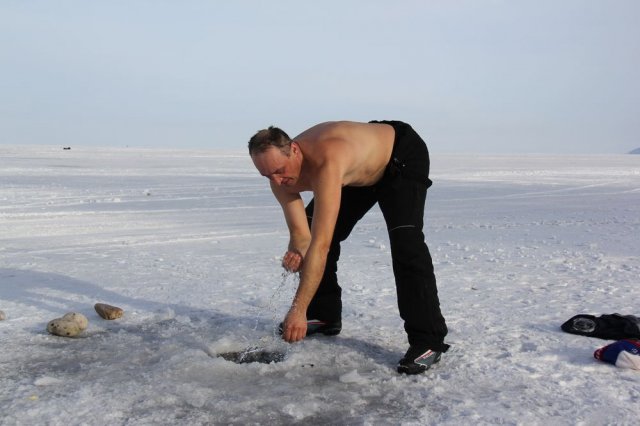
[294,121,353,142]
[294,122,361,164]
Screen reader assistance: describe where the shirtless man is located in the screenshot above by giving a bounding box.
[248,120,449,374]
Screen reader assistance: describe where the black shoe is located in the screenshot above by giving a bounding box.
[397,346,442,375]
[277,319,342,336]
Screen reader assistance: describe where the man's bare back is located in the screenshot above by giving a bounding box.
[291,121,395,191]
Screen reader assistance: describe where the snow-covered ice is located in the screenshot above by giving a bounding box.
[1,146,639,425]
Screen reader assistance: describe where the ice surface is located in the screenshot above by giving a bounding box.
[1,146,639,424]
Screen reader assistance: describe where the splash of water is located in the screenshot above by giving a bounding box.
[228,271,299,363]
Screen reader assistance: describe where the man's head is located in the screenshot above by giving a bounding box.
[248,126,293,156]
[248,126,302,187]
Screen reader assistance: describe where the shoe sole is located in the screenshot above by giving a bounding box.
[308,327,341,336]
[397,353,441,375]
[397,363,431,375]
[277,322,341,337]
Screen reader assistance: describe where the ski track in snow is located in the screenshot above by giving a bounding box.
[0,146,639,425]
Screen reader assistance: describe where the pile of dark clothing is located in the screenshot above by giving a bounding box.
[562,313,640,370]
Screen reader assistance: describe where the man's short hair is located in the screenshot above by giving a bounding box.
[248,126,292,155]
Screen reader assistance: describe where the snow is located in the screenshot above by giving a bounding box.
[1,146,639,425]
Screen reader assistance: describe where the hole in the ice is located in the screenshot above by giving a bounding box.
[217,348,286,364]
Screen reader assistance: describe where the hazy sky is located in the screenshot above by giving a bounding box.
[2,1,639,153]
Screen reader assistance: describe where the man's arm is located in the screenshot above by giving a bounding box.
[281,162,343,342]
[271,181,310,271]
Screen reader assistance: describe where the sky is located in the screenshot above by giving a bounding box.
[1,0,639,154]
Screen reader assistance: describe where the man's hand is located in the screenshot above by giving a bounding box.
[281,306,307,343]
[282,250,303,272]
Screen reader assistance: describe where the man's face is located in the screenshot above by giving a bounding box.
[251,145,299,187]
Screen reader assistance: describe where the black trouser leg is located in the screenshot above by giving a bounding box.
[377,179,448,351]
[305,186,377,322]
[376,122,448,352]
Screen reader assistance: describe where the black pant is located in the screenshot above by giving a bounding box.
[305,120,448,351]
